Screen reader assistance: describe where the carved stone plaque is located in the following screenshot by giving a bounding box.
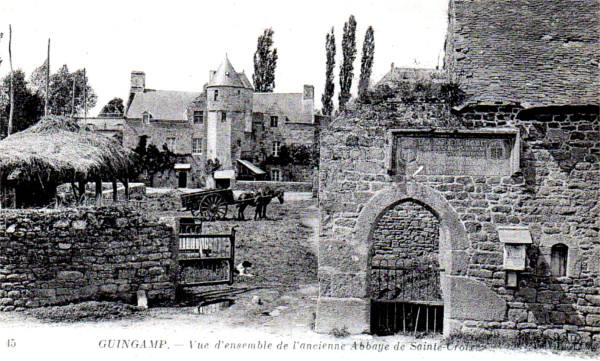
[390,129,519,176]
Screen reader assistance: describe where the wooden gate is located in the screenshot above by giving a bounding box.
[370,259,443,335]
[177,218,235,287]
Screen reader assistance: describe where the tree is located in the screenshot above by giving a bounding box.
[0,70,44,135]
[358,26,375,103]
[133,136,177,187]
[321,27,336,116]
[99,97,124,117]
[253,28,278,92]
[338,15,357,111]
[30,63,97,116]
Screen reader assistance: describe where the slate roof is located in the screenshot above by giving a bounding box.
[445,0,600,107]
[253,93,313,124]
[125,89,201,121]
[208,56,247,88]
[238,72,253,90]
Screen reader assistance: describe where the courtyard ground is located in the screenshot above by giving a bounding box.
[0,195,595,360]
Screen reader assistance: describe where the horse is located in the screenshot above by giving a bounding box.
[236,190,257,220]
[236,188,284,220]
[254,188,284,220]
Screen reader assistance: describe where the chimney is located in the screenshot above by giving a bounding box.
[130,71,146,93]
[303,84,314,100]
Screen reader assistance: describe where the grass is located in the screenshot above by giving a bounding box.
[198,199,318,287]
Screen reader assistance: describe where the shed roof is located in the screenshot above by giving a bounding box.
[445,0,600,107]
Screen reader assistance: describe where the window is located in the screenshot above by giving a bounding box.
[142,112,152,124]
[214,90,219,101]
[193,110,204,124]
[166,137,176,151]
[271,169,282,182]
[551,244,568,277]
[221,112,227,122]
[272,141,281,157]
[192,138,202,154]
[270,116,278,127]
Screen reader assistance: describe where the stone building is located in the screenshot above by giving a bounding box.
[316,0,599,343]
[121,56,316,188]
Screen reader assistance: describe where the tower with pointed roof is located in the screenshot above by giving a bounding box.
[205,55,254,172]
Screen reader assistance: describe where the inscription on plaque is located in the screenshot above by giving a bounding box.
[390,130,519,176]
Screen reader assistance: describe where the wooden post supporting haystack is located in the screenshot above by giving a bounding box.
[112,179,118,202]
[95,178,102,205]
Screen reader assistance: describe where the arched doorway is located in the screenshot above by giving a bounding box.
[369,199,443,335]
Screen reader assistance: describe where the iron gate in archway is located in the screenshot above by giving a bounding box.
[370,259,443,336]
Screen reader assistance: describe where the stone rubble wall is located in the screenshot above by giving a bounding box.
[0,206,178,311]
[317,103,599,342]
[371,201,439,266]
[234,180,313,193]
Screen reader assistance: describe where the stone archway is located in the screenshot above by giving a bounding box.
[316,182,507,336]
[356,182,469,336]
[369,199,443,335]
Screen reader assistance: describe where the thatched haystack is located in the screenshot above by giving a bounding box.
[0,116,136,207]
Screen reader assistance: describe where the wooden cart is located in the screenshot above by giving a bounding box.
[180,188,236,220]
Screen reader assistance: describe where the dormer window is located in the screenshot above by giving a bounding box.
[214,90,219,101]
[142,112,152,124]
[270,116,278,127]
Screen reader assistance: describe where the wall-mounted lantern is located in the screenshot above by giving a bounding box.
[498,226,533,287]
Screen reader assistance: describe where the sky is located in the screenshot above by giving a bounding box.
[0,0,449,115]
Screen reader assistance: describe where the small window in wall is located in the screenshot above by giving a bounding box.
[214,90,219,101]
[165,137,176,151]
[551,244,568,277]
[193,110,204,124]
[270,116,278,127]
[192,138,202,154]
[221,112,227,122]
[271,169,282,182]
[272,141,281,157]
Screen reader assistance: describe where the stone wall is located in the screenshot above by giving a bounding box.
[234,180,313,193]
[0,206,177,311]
[372,201,439,266]
[316,103,599,343]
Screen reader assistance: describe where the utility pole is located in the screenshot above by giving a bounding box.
[83,68,87,120]
[45,38,50,117]
[71,77,75,118]
[8,25,14,135]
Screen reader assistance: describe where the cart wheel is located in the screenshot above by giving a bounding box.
[191,207,202,217]
[199,194,228,220]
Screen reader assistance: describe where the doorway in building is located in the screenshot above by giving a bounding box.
[369,200,443,335]
[178,171,188,188]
